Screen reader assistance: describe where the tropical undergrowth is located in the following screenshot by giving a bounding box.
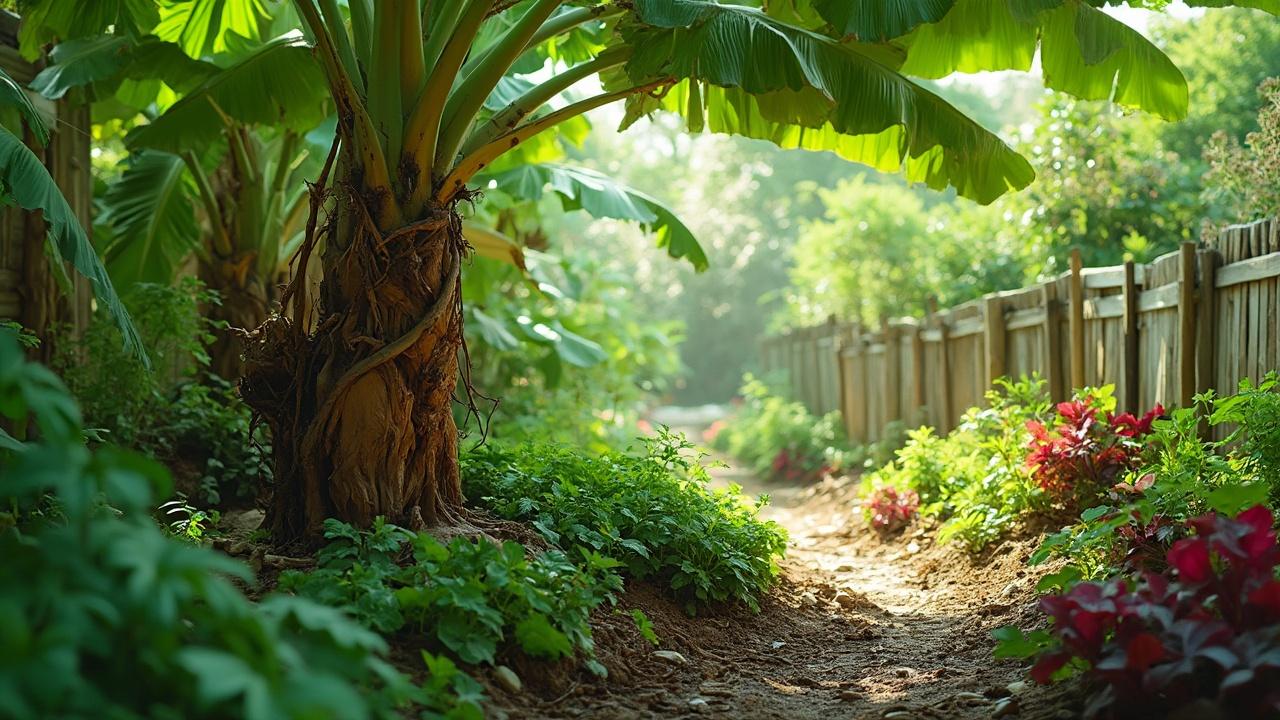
[992,375,1280,718]
[0,330,420,720]
[50,280,267,508]
[711,372,902,484]
[461,430,788,613]
[278,518,624,677]
[860,376,1054,550]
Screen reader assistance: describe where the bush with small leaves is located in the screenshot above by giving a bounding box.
[462,430,788,613]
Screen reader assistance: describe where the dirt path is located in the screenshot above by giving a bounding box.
[488,450,1082,720]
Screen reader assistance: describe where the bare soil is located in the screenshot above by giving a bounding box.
[482,455,1086,720]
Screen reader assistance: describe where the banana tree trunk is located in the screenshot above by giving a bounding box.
[200,252,271,379]
[240,199,467,543]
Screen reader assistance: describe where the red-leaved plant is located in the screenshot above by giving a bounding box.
[1025,396,1164,505]
[1030,505,1280,718]
[770,448,830,484]
[864,486,919,533]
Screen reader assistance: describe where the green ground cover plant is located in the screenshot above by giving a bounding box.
[0,330,416,720]
[462,430,788,613]
[278,518,622,675]
[861,377,1052,550]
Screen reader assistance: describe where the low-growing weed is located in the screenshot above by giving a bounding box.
[863,485,919,533]
[278,518,623,674]
[462,430,788,613]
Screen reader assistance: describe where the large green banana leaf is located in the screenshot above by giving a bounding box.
[98,151,200,292]
[484,162,708,271]
[154,0,269,57]
[127,34,329,154]
[0,128,144,362]
[31,35,218,101]
[620,0,1034,204]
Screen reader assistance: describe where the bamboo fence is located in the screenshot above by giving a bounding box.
[761,221,1280,444]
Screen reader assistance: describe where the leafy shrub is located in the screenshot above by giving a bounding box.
[1025,387,1162,506]
[1212,373,1280,504]
[863,485,919,533]
[865,376,1051,550]
[279,518,622,674]
[1000,506,1280,719]
[52,280,268,506]
[713,373,859,482]
[0,330,412,720]
[1032,387,1275,583]
[462,430,788,612]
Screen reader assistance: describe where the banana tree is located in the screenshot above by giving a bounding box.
[251,0,1280,542]
[231,0,1046,542]
[15,0,1267,541]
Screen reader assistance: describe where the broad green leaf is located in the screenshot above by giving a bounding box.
[622,0,1034,204]
[98,151,200,291]
[469,307,521,351]
[155,0,270,58]
[899,0,1188,121]
[0,67,49,145]
[127,35,330,154]
[29,36,131,100]
[818,0,958,41]
[0,128,145,363]
[461,221,527,269]
[31,36,219,102]
[16,0,160,60]
[485,163,708,270]
[514,613,573,658]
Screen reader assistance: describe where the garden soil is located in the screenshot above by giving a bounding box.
[480,449,1086,720]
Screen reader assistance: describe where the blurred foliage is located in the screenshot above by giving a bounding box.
[50,280,267,507]
[0,330,414,720]
[1203,78,1280,232]
[711,373,905,481]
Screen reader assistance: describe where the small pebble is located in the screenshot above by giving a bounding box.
[993,698,1019,718]
[839,690,860,702]
[1006,680,1028,695]
[800,591,819,607]
[894,667,911,678]
[688,697,709,712]
[906,541,921,554]
[652,650,688,665]
[493,666,521,693]
[771,640,786,650]
[836,564,855,572]
[883,712,915,720]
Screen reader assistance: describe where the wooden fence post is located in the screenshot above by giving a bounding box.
[934,311,953,434]
[910,322,926,423]
[1041,281,1064,402]
[1196,248,1220,434]
[1122,260,1139,412]
[882,317,901,425]
[1178,242,1197,408]
[1070,248,1086,392]
[983,294,1006,389]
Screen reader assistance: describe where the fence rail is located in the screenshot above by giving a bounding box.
[761,221,1280,444]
